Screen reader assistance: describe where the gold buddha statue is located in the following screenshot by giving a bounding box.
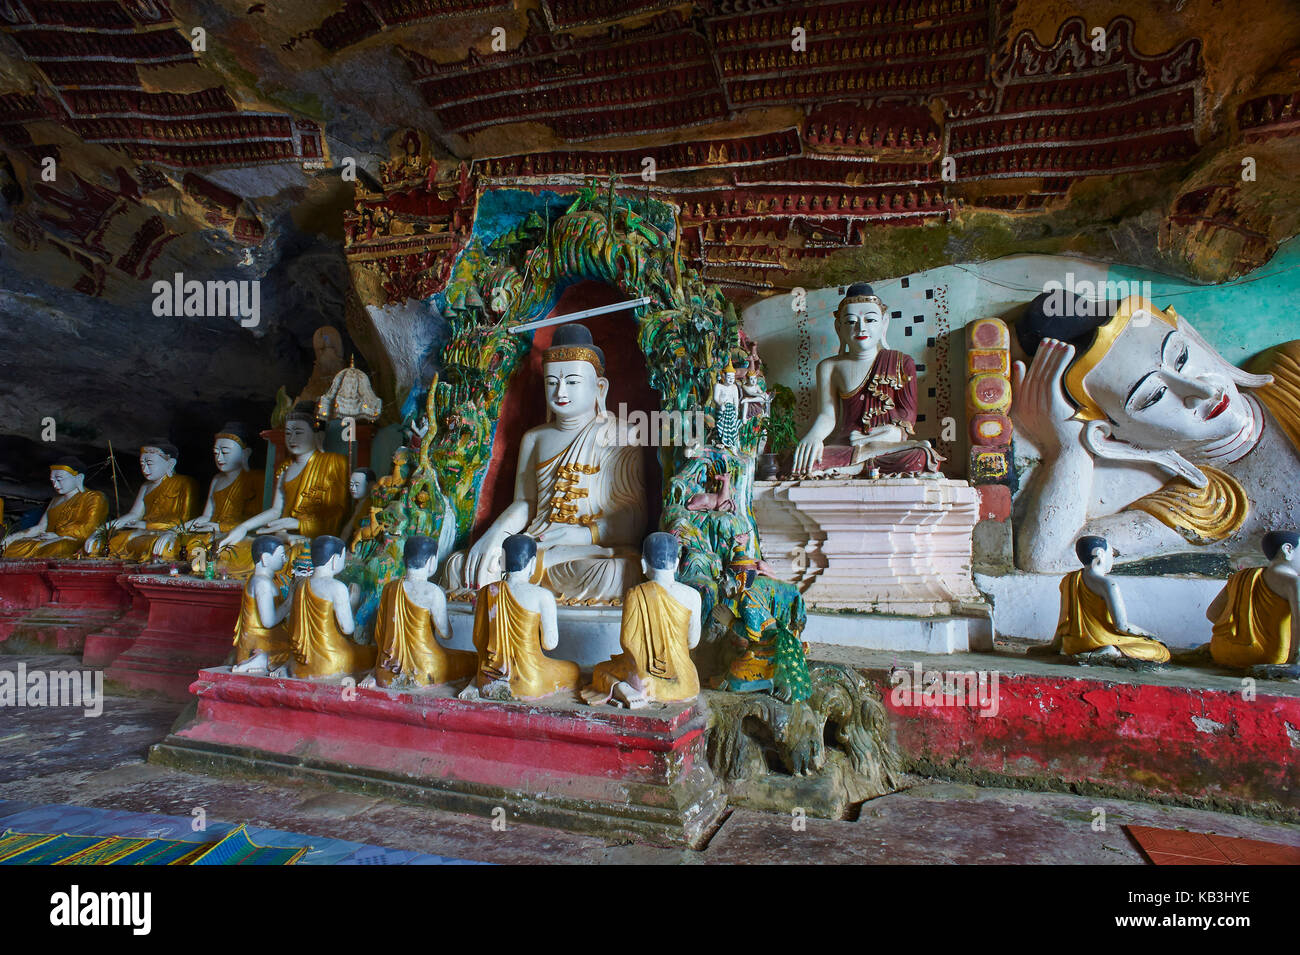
[1038,536,1170,665]
[90,442,199,561]
[458,534,581,702]
[219,405,350,577]
[1207,531,1300,677]
[583,532,702,708]
[181,423,264,564]
[1,458,107,559]
[364,535,476,688]
[231,535,292,675]
[288,535,377,680]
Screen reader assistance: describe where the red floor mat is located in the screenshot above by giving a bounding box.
[1126,825,1300,865]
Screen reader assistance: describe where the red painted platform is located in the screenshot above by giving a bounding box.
[0,561,53,641]
[104,576,242,700]
[83,574,155,667]
[1,561,134,653]
[866,663,1300,818]
[151,669,727,846]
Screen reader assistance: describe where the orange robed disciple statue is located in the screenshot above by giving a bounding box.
[288,535,376,680]
[583,532,702,708]
[458,534,581,702]
[2,458,107,559]
[1036,536,1170,666]
[1207,530,1300,679]
[231,536,293,675]
[179,423,263,564]
[364,535,476,688]
[218,405,349,578]
[88,442,198,560]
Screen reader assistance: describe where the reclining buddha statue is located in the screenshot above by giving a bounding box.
[1013,293,1300,572]
[444,323,647,605]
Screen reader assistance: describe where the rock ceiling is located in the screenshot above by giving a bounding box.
[1,0,1298,487]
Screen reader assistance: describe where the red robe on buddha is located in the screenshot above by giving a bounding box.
[820,350,936,474]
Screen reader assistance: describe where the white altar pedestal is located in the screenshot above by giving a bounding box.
[753,478,989,652]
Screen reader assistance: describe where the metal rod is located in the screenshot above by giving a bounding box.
[507,296,652,334]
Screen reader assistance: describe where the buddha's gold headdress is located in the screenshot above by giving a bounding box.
[214,422,250,448]
[1064,296,1179,422]
[543,323,605,377]
[836,282,886,317]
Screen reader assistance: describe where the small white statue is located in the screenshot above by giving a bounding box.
[318,357,383,422]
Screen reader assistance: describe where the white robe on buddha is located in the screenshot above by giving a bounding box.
[446,412,646,603]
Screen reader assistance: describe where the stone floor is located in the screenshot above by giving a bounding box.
[3,653,1299,864]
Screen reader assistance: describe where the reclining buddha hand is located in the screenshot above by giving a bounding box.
[1011,338,1084,458]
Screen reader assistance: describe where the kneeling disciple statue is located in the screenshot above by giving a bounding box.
[2,458,107,559]
[792,283,943,478]
[582,532,701,708]
[365,535,476,688]
[459,534,581,702]
[219,405,350,577]
[231,535,292,675]
[444,323,646,604]
[288,535,377,680]
[1039,536,1170,665]
[181,423,263,564]
[90,442,199,560]
[1207,531,1300,680]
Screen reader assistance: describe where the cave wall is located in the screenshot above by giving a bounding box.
[2,0,1299,521]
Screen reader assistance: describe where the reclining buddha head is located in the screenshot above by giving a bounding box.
[1017,292,1273,485]
[835,282,890,357]
[139,441,178,482]
[542,323,608,425]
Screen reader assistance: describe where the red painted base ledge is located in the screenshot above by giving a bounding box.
[865,665,1299,818]
[151,668,727,846]
[1,562,134,653]
[104,576,243,700]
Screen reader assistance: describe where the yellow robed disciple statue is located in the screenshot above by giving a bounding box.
[288,535,376,680]
[1206,531,1300,679]
[362,535,475,688]
[1,458,107,559]
[458,534,581,702]
[219,405,349,577]
[444,323,646,604]
[583,532,702,708]
[231,536,293,675]
[179,423,263,564]
[87,442,199,560]
[1039,536,1170,665]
